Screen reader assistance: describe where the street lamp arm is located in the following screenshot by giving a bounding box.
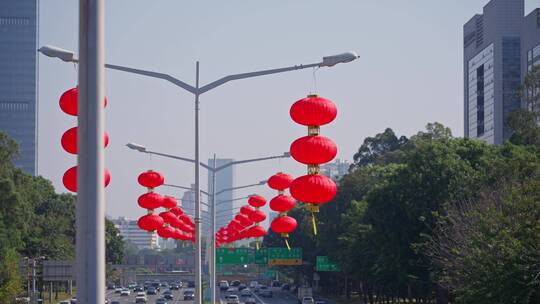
[198,63,320,94]
[216,183,263,196]
[214,153,290,172]
[104,63,198,95]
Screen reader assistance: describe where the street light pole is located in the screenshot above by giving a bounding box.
[77,0,105,303]
[211,154,217,304]
[194,61,202,304]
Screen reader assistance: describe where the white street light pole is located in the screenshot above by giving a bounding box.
[40,45,358,304]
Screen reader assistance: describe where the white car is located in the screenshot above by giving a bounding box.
[302,296,315,304]
[120,288,130,296]
[219,280,229,291]
[136,292,146,297]
[135,295,147,303]
[114,287,122,294]
[225,295,240,304]
[249,281,258,288]
[226,287,238,293]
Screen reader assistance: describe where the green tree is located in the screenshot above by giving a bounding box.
[106,219,125,264]
[353,128,408,167]
[0,248,23,301]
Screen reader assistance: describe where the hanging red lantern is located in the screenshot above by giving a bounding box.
[137,192,164,209]
[268,172,294,191]
[159,211,177,224]
[269,195,296,213]
[138,170,164,189]
[138,214,164,231]
[179,214,194,227]
[248,195,266,208]
[271,215,297,249]
[161,196,177,209]
[61,127,109,155]
[157,225,175,239]
[290,135,337,165]
[169,207,184,216]
[248,210,266,223]
[289,174,337,207]
[63,166,111,193]
[59,87,108,116]
[235,214,254,227]
[240,205,255,216]
[289,95,337,126]
[248,225,267,238]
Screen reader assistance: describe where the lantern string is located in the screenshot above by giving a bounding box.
[311,210,318,236]
[310,67,320,95]
[285,238,291,251]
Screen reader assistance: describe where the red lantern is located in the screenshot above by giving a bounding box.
[59,87,107,116]
[248,210,266,223]
[240,205,255,216]
[169,207,184,216]
[270,216,297,234]
[161,196,177,209]
[61,127,109,154]
[248,225,267,238]
[157,226,175,239]
[269,195,296,213]
[179,214,194,227]
[63,166,111,193]
[235,214,254,227]
[159,211,177,224]
[138,170,164,189]
[229,219,243,231]
[268,172,294,191]
[290,174,337,206]
[138,214,164,231]
[290,135,337,165]
[290,95,337,126]
[248,195,266,208]
[137,192,164,209]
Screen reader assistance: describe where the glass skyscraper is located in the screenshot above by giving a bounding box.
[0,0,38,174]
[464,0,540,145]
[207,158,235,230]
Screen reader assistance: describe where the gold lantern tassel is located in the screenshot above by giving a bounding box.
[285,238,291,251]
[311,210,318,236]
[256,240,260,250]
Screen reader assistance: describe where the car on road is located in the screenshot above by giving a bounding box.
[238,283,247,291]
[106,284,115,290]
[244,297,257,304]
[240,289,252,297]
[183,290,195,301]
[169,283,180,290]
[120,288,131,296]
[134,286,144,292]
[187,281,195,288]
[162,290,174,300]
[114,287,122,294]
[146,286,158,295]
[226,287,239,293]
[128,282,137,289]
[219,280,229,291]
[282,283,290,291]
[260,289,273,298]
[135,295,147,303]
[155,298,167,304]
[315,301,327,304]
[110,301,120,304]
[231,280,241,287]
[249,281,258,289]
[225,294,240,304]
[302,297,315,304]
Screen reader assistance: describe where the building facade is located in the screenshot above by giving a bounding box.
[320,158,350,181]
[207,158,235,229]
[112,217,159,250]
[464,0,540,144]
[0,0,39,174]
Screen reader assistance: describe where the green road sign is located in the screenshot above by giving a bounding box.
[254,248,268,265]
[216,248,251,265]
[316,256,341,272]
[264,270,276,278]
[268,248,302,266]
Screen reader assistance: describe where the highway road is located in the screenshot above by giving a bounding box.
[105,287,194,304]
[218,287,299,304]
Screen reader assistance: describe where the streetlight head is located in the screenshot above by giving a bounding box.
[320,51,359,67]
[258,180,267,185]
[282,151,291,157]
[38,45,78,62]
[126,142,147,152]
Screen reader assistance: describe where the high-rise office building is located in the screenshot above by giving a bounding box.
[321,159,350,181]
[464,0,540,144]
[112,217,159,250]
[0,0,39,174]
[208,158,235,230]
[522,9,540,75]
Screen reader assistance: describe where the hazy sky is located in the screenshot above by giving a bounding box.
[38,0,540,222]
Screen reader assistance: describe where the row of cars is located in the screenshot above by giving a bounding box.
[219,280,273,298]
[107,280,195,303]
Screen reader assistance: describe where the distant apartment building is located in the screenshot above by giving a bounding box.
[112,217,159,250]
[464,0,540,144]
[0,0,39,174]
[320,159,350,181]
